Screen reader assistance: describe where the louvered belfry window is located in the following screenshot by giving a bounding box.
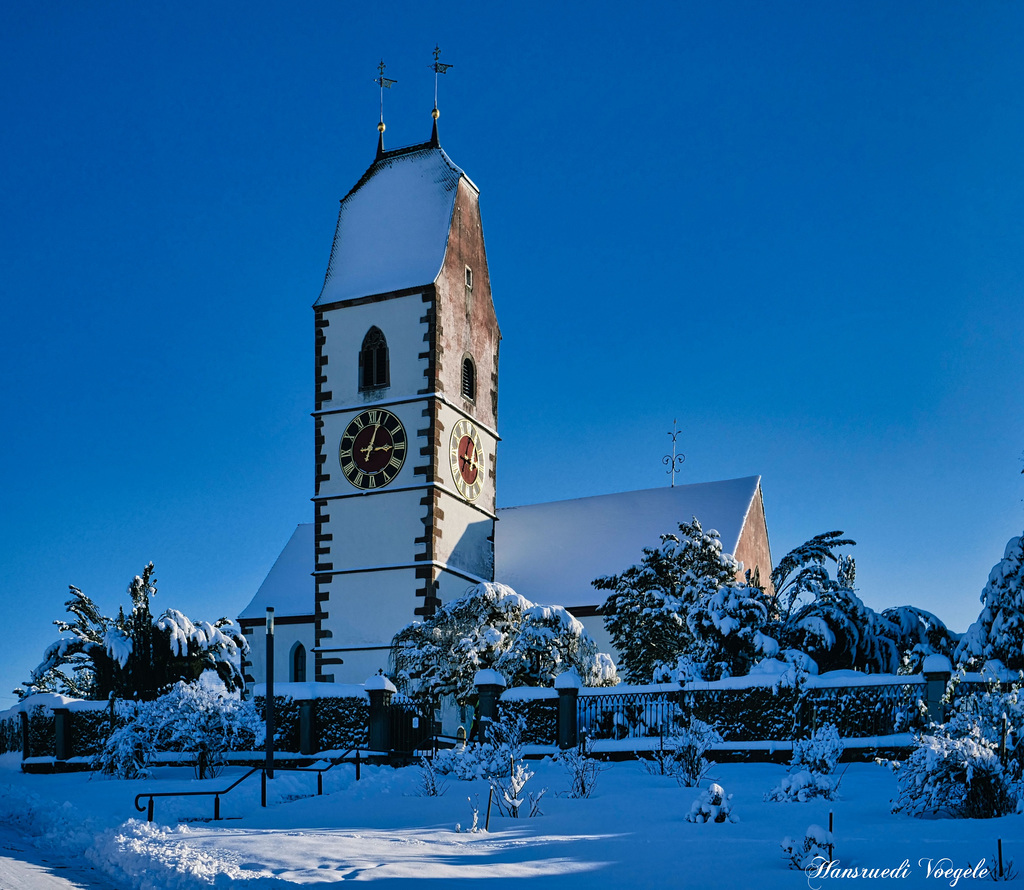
[461,356,476,401]
[359,327,389,390]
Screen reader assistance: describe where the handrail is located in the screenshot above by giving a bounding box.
[132,749,367,823]
[268,747,363,794]
[134,765,263,823]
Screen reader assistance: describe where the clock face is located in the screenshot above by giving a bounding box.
[339,408,407,490]
[449,418,485,501]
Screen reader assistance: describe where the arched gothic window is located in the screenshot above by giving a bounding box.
[461,356,476,401]
[290,643,307,683]
[359,327,389,391]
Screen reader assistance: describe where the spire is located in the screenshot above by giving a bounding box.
[375,60,397,158]
[429,45,452,147]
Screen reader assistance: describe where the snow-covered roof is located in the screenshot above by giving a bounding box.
[240,477,762,621]
[493,477,763,610]
[315,144,469,306]
[239,524,314,619]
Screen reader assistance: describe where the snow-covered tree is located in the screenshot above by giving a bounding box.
[391,582,617,704]
[768,538,901,674]
[955,531,1024,671]
[766,530,856,627]
[595,518,747,682]
[18,563,248,701]
[686,585,775,680]
[783,559,899,674]
[880,605,955,673]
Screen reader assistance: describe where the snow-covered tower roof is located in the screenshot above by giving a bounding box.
[315,143,475,307]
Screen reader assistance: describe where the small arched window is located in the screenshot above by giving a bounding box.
[359,327,389,391]
[291,643,307,683]
[461,356,476,401]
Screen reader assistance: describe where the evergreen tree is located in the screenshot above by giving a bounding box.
[391,582,616,704]
[686,585,773,680]
[955,531,1024,671]
[17,563,248,700]
[880,605,955,673]
[782,556,900,673]
[594,518,746,682]
[766,530,856,626]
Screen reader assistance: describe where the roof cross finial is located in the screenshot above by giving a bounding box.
[375,60,397,157]
[429,45,452,146]
[663,419,686,487]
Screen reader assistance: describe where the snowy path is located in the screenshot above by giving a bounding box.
[0,826,113,890]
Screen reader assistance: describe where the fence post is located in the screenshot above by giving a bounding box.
[366,672,396,752]
[922,654,953,725]
[298,700,316,755]
[555,671,581,750]
[473,670,506,745]
[20,711,29,761]
[53,708,70,761]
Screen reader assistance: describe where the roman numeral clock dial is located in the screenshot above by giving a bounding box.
[339,409,407,490]
[449,419,485,501]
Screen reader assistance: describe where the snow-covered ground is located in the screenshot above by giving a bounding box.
[0,751,1019,888]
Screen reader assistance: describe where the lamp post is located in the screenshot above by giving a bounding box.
[265,607,275,780]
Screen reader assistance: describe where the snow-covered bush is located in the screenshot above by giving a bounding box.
[766,724,844,802]
[93,680,262,779]
[892,728,1017,819]
[947,674,1023,785]
[559,736,606,798]
[392,582,617,703]
[781,824,834,870]
[433,716,524,780]
[793,723,844,775]
[685,783,738,823]
[642,717,722,787]
[434,742,509,780]
[766,769,841,804]
[92,719,155,780]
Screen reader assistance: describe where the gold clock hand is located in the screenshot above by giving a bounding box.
[360,424,379,460]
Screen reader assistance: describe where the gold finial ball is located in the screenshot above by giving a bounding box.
[432,107,440,120]
[378,121,386,133]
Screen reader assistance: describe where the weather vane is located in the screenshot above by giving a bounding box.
[430,45,452,119]
[375,60,397,130]
[663,419,686,487]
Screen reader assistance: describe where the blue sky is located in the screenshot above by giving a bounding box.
[1,1,1022,708]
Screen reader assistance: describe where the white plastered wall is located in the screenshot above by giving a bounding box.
[244,621,316,695]
[320,567,423,649]
[320,293,428,409]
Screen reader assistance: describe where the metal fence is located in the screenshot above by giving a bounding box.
[578,689,681,741]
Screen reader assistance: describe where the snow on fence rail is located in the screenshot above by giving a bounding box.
[572,675,928,744]
[3,665,1013,764]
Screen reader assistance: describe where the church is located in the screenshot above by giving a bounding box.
[238,106,773,690]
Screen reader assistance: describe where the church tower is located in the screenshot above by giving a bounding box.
[311,119,500,683]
